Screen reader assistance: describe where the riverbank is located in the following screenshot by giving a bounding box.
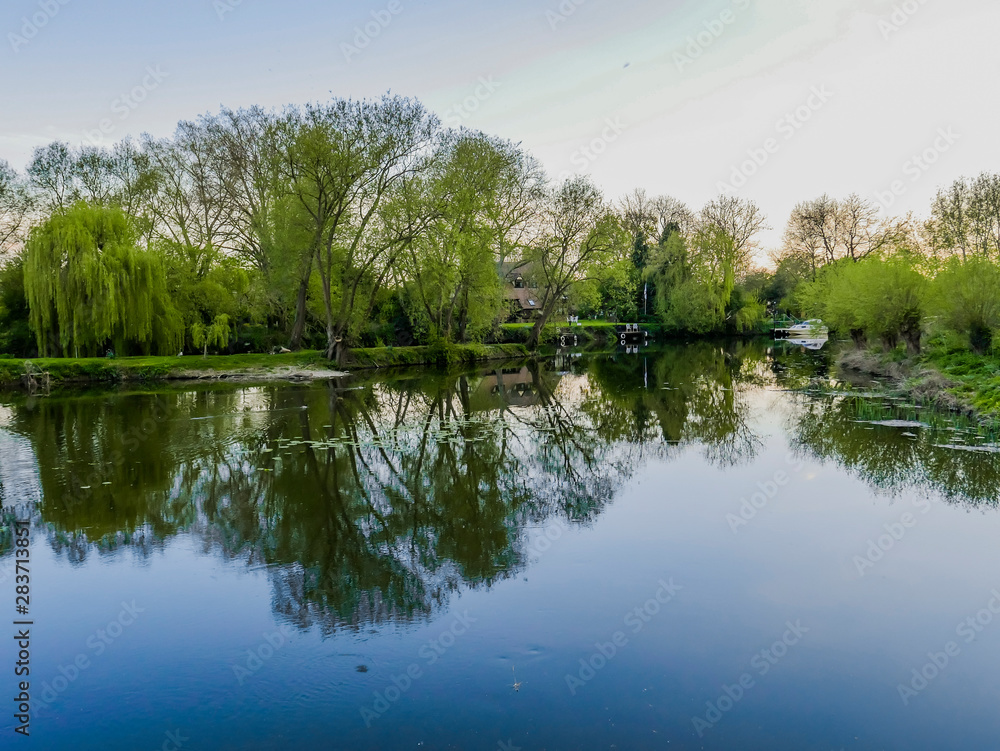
[836,345,1000,421]
[500,320,666,345]
[0,343,530,387]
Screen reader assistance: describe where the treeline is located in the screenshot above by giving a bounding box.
[0,95,775,361]
[776,181,1000,355]
[0,93,995,360]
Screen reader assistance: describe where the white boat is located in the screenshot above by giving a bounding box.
[783,338,828,351]
[787,319,829,337]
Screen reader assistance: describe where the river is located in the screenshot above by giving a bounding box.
[2,341,999,750]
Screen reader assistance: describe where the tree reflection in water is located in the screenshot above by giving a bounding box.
[9,342,998,631]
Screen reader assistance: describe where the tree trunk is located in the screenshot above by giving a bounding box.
[901,317,922,356]
[289,277,309,350]
[327,334,346,366]
[970,323,992,354]
[526,312,550,350]
[457,288,469,343]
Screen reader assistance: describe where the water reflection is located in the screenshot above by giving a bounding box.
[790,393,1000,507]
[4,342,1000,632]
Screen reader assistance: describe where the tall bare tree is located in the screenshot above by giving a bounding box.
[780,193,901,274]
[282,95,438,362]
[699,195,767,278]
[0,161,33,258]
[525,177,628,349]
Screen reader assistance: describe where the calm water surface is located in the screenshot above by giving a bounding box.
[2,342,1000,750]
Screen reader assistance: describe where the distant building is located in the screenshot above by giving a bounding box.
[498,260,542,319]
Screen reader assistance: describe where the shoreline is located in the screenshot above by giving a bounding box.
[835,347,983,420]
[0,344,531,388]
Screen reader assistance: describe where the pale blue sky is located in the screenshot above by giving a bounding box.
[2,0,997,249]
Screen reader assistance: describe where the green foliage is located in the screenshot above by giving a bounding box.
[731,289,768,333]
[798,255,926,351]
[23,203,183,357]
[929,256,1000,353]
[647,227,764,334]
[160,241,254,350]
[0,258,33,356]
[402,132,518,343]
[191,314,232,356]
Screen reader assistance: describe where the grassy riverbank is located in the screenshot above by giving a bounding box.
[0,343,530,386]
[837,342,1000,421]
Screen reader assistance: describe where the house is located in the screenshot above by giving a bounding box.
[498,260,542,319]
[467,366,563,410]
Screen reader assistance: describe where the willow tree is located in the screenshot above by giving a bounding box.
[24,203,183,357]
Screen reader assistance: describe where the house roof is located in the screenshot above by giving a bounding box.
[498,259,536,283]
[505,287,542,311]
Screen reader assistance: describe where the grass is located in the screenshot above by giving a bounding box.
[0,351,334,385]
[835,336,1000,423]
[922,347,1000,416]
[0,344,531,386]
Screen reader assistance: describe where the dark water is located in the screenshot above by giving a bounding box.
[2,342,1000,751]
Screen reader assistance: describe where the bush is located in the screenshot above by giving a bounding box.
[930,256,1000,353]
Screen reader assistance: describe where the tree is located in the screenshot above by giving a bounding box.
[199,106,286,273]
[651,226,763,334]
[781,194,902,275]
[0,161,33,257]
[23,203,183,356]
[26,141,78,211]
[401,132,531,343]
[142,126,229,264]
[0,257,33,356]
[524,177,628,349]
[191,314,231,357]
[798,254,927,352]
[699,195,767,277]
[282,95,438,362]
[930,256,1000,352]
[930,173,1000,259]
[618,191,692,317]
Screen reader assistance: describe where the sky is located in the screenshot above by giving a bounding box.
[1,0,997,252]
